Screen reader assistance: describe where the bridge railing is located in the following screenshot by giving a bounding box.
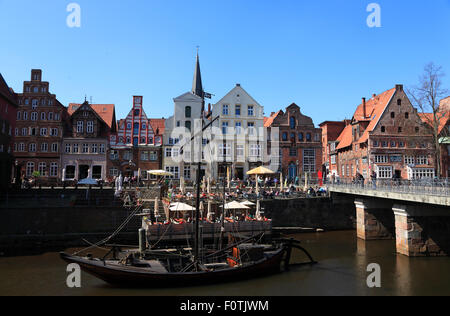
[326,178,450,197]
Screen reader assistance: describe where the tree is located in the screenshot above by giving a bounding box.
[408,62,449,178]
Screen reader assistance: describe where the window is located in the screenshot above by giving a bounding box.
[141,151,149,161]
[331,155,336,164]
[247,122,255,136]
[289,147,297,157]
[390,141,396,147]
[41,143,48,152]
[48,112,53,120]
[123,151,132,160]
[416,155,428,165]
[306,133,312,142]
[31,112,38,121]
[41,112,46,120]
[288,117,296,129]
[303,149,316,173]
[134,109,140,117]
[223,105,229,115]
[377,166,393,179]
[399,141,405,148]
[185,121,191,132]
[110,150,118,160]
[26,162,35,177]
[82,143,89,153]
[150,151,157,161]
[404,156,415,165]
[375,155,388,163]
[282,132,288,141]
[250,144,261,157]
[405,112,409,119]
[17,111,22,120]
[235,122,242,134]
[73,143,79,153]
[29,143,36,152]
[40,128,47,136]
[382,141,388,148]
[185,106,192,118]
[51,143,58,153]
[298,133,304,142]
[141,137,147,144]
[410,168,434,180]
[50,128,58,136]
[222,122,228,135]
[236,145,244,157]
[142,123,146,130]
[15,128,18,136]
[391,112,395,118]
[66,166,76,179]
[248,106,254,116]
[23,112,28,120]
[315,133,320,142]
[397,99,402,106]
[32,99,38,108]
[165,166,179,179]
[219,143,231,157]
[19,143,25,152]
[235,105,241,117]
[99,144,105,153]
[133,137,139,147]
[65,144,71,153]
[165,148,172,157]
[77,121,83,133]
[110,168,119,177]
[50,163,58,177]
[398,127,402,133]
[415,127,419,133]
[91,144,98,153]
[87,121,94,133]
[183,166,191,179]
[24,99,29,106]
[33,87,38,93]
[381,126,386,133]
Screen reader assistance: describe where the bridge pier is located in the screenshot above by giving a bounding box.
[393,204,450,257]
[355,199,395,240]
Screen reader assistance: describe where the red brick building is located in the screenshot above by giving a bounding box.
[264,103,322,180]
[109,96,165,181]
[319,120,350,178]
[0,73,18,189]
[336,85,436,182]
[13,70,69,184]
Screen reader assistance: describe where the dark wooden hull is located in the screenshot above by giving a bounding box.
[60,248,286,288]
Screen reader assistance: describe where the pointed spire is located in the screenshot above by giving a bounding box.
[192,48,204,98]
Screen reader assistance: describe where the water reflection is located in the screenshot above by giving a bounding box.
[0,231,449,296]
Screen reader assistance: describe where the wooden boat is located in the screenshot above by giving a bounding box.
[60,241,288,288]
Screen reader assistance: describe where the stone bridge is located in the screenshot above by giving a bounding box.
[327,182,450,257]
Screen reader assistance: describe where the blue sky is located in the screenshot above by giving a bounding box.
[1,0,449,124]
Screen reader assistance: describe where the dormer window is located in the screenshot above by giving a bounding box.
[134,109,140,117]
[290,117,296,129]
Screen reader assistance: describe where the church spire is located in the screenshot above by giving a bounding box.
[192,48,204,98]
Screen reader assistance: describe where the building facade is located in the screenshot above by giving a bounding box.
[63,101,117,182]
[212,84,266,180]
[13,70,68,184]
[319,120,350,178]
[264,103,322,180]
[110,96,164,181]
[336,85,436,181]
[0,74,18,189]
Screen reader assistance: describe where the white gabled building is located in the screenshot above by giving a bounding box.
[210,84,266,180]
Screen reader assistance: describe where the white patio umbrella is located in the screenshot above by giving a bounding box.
[148,170,174,177]
[169,202,196,211]
[241,200,255,206]
[220,201,250,210]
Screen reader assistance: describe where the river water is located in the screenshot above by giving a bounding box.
[1,230,449,296]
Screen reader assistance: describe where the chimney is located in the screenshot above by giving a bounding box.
[270,112,275,116]
[395,84,403,91]
[208,103,211,113]
[236,83,241,87]
[372,94,376,98]
[362,97,367,119]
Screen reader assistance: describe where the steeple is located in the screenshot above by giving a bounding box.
[192,48,204,98]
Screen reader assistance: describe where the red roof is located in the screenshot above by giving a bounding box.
[263,111,282,128]
[68,103,116,129]
[149,118,165,135]
[336,88,396,150]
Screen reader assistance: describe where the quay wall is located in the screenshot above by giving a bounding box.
[0,190,356,256]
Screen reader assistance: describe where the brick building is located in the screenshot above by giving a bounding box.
[264,103,322,180]
[336,84,436,182]
[418,96,450,178]
[64,101,117,182]
[0,73,18,189]
[319,120,350,178]
[13,70,69,184]
[110,96,164,181]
